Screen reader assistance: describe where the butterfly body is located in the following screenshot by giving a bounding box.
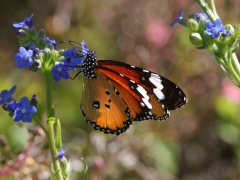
[80,51,187,135]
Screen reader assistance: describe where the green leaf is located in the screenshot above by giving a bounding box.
[50,169,60,180]
[81,158,89,180]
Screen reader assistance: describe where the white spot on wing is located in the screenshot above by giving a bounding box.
[136,84,152,109]
[153,88,165,100]
[149,75,165,100]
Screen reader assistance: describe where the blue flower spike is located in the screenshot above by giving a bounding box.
[0,85,17,105]
[205,18,225,38]
[13,96,37,123]
[51,63,70,82]
[14,47,33,68]
[13,14,34,29]
[170,8,184,27]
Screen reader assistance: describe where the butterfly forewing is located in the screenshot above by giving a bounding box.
[97,60,187,110]
[96,65,170,121]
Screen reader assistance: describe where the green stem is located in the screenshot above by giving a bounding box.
[43,71,64,180]
[33,116,48,136]
[208,0,219,18]
[45,72,53,115]
[229,53,240,85]
[195,0,217,21]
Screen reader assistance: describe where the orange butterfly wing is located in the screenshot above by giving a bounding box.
[97,60,187,110]
[96,64,170,121]
[81,70,132,135]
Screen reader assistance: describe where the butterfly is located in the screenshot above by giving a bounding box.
[69,41,187,135]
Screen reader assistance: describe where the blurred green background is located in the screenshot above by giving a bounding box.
[1,0,240,179]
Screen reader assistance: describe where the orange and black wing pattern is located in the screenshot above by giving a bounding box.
[80,51,187,135]
[81,70,132,135]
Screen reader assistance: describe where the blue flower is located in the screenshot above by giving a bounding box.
[222,30,231,38]
[51,63,70,82]
[81,40,90,55]
[57,148,66,159]
[170,8,183,27]
[14,47,33,68]
[13,14,34,29]
[80,40,96,60]
[13,97,37,123]
[195,13,209,21]
[3,100,17,112]
[62,48,84,70]
[0,85,17,105]
[25,43,42,57]
[45,37,57,49]
[205,18,225,38]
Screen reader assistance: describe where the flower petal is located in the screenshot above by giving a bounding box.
[19,97,30,107]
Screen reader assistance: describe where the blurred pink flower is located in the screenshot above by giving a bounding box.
[222,79,240,103]
[145,18,171,47]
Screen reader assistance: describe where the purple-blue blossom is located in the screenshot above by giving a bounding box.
[0,85,17,105]
[63,47,84,70]
[51,63,70,82]
[170,8,183,27]
[195,13,209,21]
[3,100,17,112]
[205,18,225,38]
[13,97,37,123]
[13,14,35,29]
[14,47,33,68]
[45,37,57,49]
[57,148,66,159]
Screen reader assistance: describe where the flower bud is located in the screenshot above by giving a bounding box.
[234,25,240,38]
[28,27,37,38]
[188,19,199,32]
[203,31,215,47]
[37,39,48,50]
[189,33,203,47]
[212,45,221,58]
[37,29,46,40]
[19,39,30,47]
[225,24,234,34]
[216,30,233,46]
[30,94,38,108]
[198,18,207,32]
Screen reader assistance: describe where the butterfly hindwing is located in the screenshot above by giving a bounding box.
[81,70,132,135]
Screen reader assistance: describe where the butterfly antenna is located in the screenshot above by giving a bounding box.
[60,40,82,48]
[59,41,70,44]
[68,41,82,48]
